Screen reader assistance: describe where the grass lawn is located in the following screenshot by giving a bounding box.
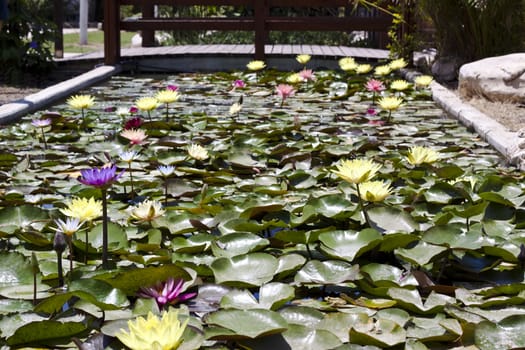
[57,30,137,55]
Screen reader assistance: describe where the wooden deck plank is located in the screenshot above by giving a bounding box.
[58,44,389,64]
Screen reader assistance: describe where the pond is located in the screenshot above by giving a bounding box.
[0,60,524,349]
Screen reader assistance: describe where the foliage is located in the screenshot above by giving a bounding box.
[0,0,56,84]
[0,61,523,349]
[418,0,525,61]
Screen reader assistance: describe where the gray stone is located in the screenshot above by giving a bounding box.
[431,56,464,82]
[458,53,525,103]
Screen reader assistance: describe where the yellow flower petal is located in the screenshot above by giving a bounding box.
[332,159,382,184]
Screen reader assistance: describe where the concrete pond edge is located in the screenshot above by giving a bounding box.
[0,65,121,124]
[1,64,523,170]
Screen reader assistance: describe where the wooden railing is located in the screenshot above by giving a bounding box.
[103,0,396,66]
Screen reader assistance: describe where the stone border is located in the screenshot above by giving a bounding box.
[0,65,121,125]
[431,82,525,170]
[402,69,525,170]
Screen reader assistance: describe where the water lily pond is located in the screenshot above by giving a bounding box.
[1,60,525,349]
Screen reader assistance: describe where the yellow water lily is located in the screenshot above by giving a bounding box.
[390,79,410,91]
[155,89,180,104]
[129,200,166,223]
[389,58,408,70]
[378,96,404,111]
[374,65,392,76]
[296,54,311,65]
[67,94,95,110]
[332,158,381,184]
[187,144,209,161]
[339,57,357,72]
[115,308,187,350]
[60,197,102,223]
[135,97,158,112]
[356,64,373,74]
[286,73,303,84]
[246,60,266,71]
[414,75,434,88]
[359,180,392,202]
[406,146,440,165]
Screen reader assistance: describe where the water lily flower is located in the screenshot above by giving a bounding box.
[31,118,52,149]
[116,107,130,118]
[389,58,408,70]
[187,144,209,161]
[296,54,311,66]
[157,164,175,178]
[298,69,315,82]
[67,94,95,123]
[414,75,434,88]
[332,158,381,184]
[135,96,158,121]
[275,84,295,107]
[390,79,410,92]
[115,309,188,350]
[54,217,83,275]
[129,106,139,114]
[356,64,373,74]
[358,180,392,202]
[129,199,166,223]
[53,231,67,287]
[121,128,148,145]
[155,89,180,120]
[167,84,178,91]
[157,165,175,206]
[286,73,303,84]
[60,197,102,223]
[78,164,124,189]
[406,146,440,165]
[138,277,197,308]
[339,57,357,72]
[78,165,123,269]
[119,150,139,196]
[54,217,83,237]
[365,79,385,105]
[231,79,246,91]
[374,65,392,76]
[378,96,404,123]
[124,117,143,130]
[246,60,266,71]
[229,102,242,117]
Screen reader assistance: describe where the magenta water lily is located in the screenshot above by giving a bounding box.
[138,277,197,308]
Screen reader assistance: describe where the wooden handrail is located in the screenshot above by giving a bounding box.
[104,0,395,66]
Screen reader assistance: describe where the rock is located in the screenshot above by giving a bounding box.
[458,53,525,103]
[431,56,464,83]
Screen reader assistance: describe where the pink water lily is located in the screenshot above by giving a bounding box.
[365,79,386,105]
[138,277,197,308]
[275,84,295,107]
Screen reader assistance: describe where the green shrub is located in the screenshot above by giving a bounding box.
[0,0,56,84]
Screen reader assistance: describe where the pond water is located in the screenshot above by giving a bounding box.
[0,68,524,349]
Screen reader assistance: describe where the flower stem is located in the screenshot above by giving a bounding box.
[164,180,168,207]
[165,104,169,120]
[67,236,73,279]
[56,251,64,287]
[101,188,109,269]
[40,129,47,150]
[128,163,134,198]
[356,184,372,228]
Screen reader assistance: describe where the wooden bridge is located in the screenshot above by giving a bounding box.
[101,0,408,66]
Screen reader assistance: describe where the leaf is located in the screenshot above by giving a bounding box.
[205,309,288,339]
[367,206,419,233]
[350,317,406,347]
[295,260,361,285]
[475,315,525,350]
[395,241,448,266]
[211,253,278,287]
[282,324,342,350]
[7,320,87,346]
[387,288,455,314]
[211,232,270,257]
[319,229,382,262]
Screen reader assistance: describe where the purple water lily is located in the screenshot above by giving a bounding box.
[78,165,123,269]
[78,165,124,188]
[138,277,197,308]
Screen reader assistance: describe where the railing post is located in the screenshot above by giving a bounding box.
[254,0,268,60]
[142,3,155,47]
[104,0,120,65]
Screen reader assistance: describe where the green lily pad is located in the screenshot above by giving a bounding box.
[211,253,278,287]
[319,229,382,262]
[205,309,288,339]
